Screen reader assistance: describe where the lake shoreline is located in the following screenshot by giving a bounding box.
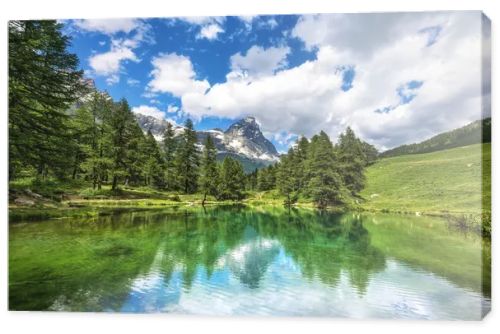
[8,193,488,237]
[9,181,490,239]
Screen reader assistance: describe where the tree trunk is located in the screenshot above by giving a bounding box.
[112,175,118,190]
[202,192,207,206]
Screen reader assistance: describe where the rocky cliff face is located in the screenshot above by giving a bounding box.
[135,114,185,140]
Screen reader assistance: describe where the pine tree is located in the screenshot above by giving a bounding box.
[276,149,295,206]
[70,102,95,180]
[124,121,148,186]
[245,168,259,191]
[257,165,276,191]
[217,157,246,200]
[199,135,219,205]
[361,141,378,166]
[175,119,200,194]
[91,94,114,189]
[162,122,177,190]
[9,20,85,179]
[108,99,136,190]
[336,127,366,195]
[74,92,114,189]
[305,131,346,208]
[295,136,310,190]
[142,130,165,188]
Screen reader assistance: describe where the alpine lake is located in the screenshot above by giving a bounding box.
[9,206,491,319]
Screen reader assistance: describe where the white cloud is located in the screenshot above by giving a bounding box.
[229,45,290,78]
[181,45,344,130]
[272,131,297,152]
[167,105,180,114]
[237,15,258,33]
[258,17,278,30]
[147,12,486,150]
[132,105,165,119]
[127,78,140,86]
[147,53,210,98]
[291,13,446,57]
[88,40,139,84]
[73,18,142,35]
[86,20,153,85]
[179,16,224,25]
[198,23,224,40]
[238,16,257,24]
[177,16,225,41]
[106,74,120,85]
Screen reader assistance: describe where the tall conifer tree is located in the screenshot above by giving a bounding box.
[199,135,219,205]
[162,122,177,190]
[9,20,84,179]
[306,131,346,208]
[175,119,200,193]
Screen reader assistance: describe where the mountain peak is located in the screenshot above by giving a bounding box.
[135,113,279,170]
[243,116,256,123]
[224,116,278,157]
[225,116,259,135]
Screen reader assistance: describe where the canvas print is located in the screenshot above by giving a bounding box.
[8,12,491,319]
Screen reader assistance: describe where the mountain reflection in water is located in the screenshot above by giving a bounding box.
[9,206,490,319]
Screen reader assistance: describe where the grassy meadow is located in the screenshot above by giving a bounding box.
[360,143,490,216]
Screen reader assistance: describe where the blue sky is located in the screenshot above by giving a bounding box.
[62,12,488,151]
[64,15,318,152]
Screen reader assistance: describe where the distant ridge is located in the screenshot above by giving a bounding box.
[381,118,491,158]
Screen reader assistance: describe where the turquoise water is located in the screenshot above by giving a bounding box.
[9,206,491,319]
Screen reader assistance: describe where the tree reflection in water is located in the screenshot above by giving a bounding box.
[9,205,486,314]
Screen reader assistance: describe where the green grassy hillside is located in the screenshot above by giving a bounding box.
[361,143,490,215]
[380,118,491,158]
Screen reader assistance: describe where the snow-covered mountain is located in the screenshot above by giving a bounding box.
[135,114,279,172]
[135,114,185,140]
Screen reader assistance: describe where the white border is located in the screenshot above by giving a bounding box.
[1,0,498,333]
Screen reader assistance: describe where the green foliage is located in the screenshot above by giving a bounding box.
[142,130,165,188]
[257,165,276,191]
[272,128,374,209]
[76,92,113,189]
[199,135,219,203]
[9,20,85,179]
[162,122,177,190]
[175,119,200,194]
[217,157,246,201]
[337,127,366,195]
[276,148,300,206]
[108,99,138,190]
[361,141,378,166]
[245,168,259,191]
[305,132,347,208]
[78,187,116,198]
